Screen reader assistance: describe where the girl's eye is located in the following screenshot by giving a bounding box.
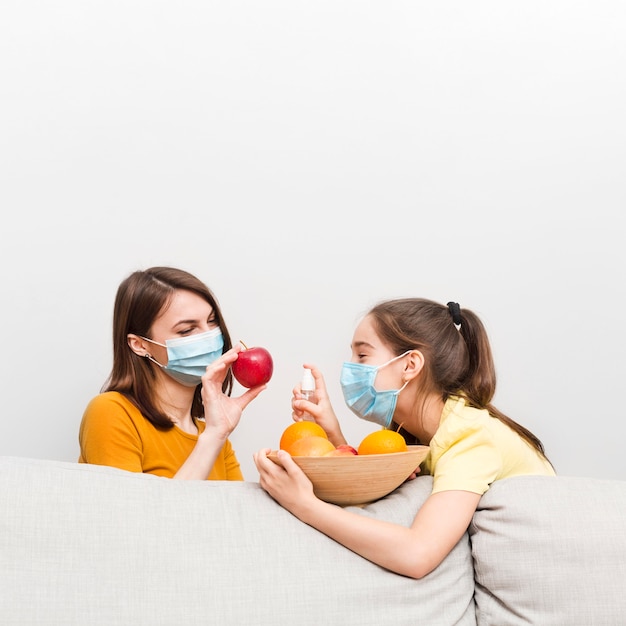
[179,328,194,336]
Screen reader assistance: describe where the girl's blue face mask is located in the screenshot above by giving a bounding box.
[142,328,224,387]
[340,351,410,428]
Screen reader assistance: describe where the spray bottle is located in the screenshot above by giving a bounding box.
[299,367,317,421]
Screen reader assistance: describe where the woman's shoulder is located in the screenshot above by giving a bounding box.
[87,390,124,404]
[80,391,154,447]
[83,391,143,424]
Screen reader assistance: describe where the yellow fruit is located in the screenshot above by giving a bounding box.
[279,421,328,453]
[357,430,408,455]
[288,435,336,457]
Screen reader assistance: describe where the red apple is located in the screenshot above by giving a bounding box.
[232,342,274,388]
[324,445,358,457]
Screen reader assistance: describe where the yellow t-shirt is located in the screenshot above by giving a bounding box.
[78,391,243,480]
[422,396,555,495]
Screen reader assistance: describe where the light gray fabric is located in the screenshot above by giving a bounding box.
[0,456,476,626]
[470,475,626,626]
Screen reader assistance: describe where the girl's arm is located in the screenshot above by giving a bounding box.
[254,448,480,579]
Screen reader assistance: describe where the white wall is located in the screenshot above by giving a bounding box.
[1,1,624,481]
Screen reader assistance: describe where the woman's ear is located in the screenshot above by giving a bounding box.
[127,334,149,358]
[404,350,425,382]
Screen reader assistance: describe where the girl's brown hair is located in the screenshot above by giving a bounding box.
[373,298,550,463]
[103,267,233,428]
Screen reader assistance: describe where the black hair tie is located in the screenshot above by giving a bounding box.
[447,301,462,327]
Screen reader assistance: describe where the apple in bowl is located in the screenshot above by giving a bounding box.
[325,445,358,457]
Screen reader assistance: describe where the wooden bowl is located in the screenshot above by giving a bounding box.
[267,445,429,506]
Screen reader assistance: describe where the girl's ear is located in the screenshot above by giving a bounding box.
[127,334,149,358]
[404,350,425,382]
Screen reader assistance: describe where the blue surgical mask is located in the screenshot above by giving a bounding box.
[340,351,410,428]
[142,328,224,387]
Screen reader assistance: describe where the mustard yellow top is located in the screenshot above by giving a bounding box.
[422,396,555,495]
[78,391,243,480]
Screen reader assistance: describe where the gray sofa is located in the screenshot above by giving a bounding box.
[1,455,625,625]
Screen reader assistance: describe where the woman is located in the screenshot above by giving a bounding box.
[79,266,265,480]
[254,298,555,578]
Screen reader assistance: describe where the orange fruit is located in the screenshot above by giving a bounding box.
[279,421,328,453]
[357,430,408,455]
[288,435,336,457]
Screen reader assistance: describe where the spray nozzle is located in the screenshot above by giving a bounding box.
[301,368,315,392]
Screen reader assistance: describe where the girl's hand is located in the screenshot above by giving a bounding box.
[200,343,265,439]
[406,466,422,481]
[291,364,346,447]
[253,448,318,515]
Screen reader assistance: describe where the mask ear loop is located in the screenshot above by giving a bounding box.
[140,336,167,348]
[396,379,410,394]
[135,336,166,366]
[380,351,412,395]
[397,349,422,394]
[144,353,165,368]
[380,350,413,369]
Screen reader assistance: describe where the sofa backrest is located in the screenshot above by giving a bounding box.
[470,474,626,625]
[0,457,476,626]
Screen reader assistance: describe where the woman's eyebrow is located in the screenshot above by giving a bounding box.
[172,318,200,328]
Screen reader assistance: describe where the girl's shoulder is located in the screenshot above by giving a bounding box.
[431,396,497,453]
[440,396,491,430]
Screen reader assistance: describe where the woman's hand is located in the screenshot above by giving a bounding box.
[200,343,266,439]
[253,448,319,516]
[291,364,346,446]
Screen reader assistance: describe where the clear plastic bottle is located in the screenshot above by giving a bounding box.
[299,368,317,421]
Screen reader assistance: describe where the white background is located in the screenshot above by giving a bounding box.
[1,1,624,481]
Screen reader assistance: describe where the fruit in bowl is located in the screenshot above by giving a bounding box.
[325,445,358,457]
[357,429,407,455]
[279,421,329,453]
[232,341,273,387]
[288,435,336,457]
[269,424,429,505]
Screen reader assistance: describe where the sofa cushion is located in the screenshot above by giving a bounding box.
[0,457,476,626]
[470,475,626,626]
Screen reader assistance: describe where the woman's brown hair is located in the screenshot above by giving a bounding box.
[103,267,233,428]
[373,298,550,463]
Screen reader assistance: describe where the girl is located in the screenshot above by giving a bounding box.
[79,266,265,480]
[254,298,555,578]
